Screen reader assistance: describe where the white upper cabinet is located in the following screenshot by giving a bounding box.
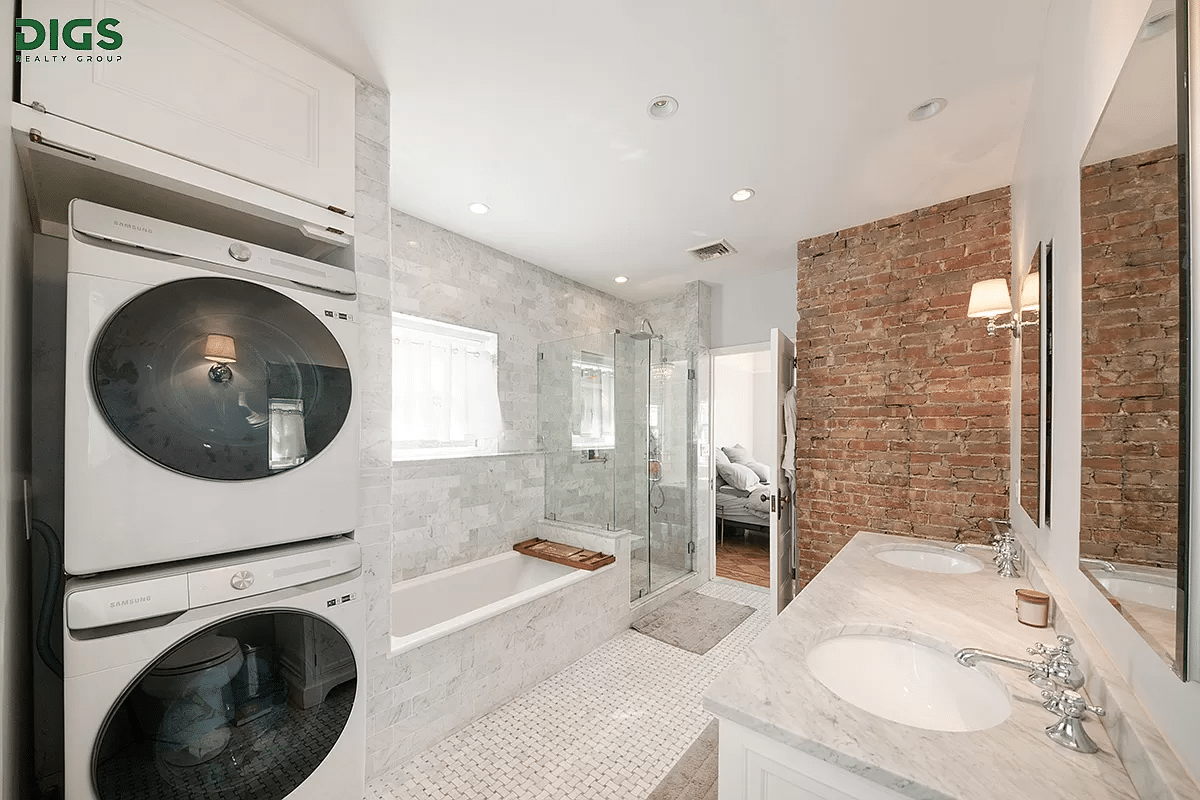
[20,0,356,216]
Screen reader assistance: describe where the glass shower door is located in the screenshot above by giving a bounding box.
[645,338,694,593]
[626,335,694,601]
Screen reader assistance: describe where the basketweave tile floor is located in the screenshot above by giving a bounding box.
[367,581,771,800]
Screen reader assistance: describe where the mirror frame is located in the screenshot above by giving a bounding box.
[1181,0,1195,679]
[1044,242,1054,525]
[1076,0,1191,680]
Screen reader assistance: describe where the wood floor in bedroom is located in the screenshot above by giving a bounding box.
[715,533,770,587]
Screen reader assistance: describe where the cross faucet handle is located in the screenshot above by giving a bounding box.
[1041,690,1106,754]
[1041,689,1105,720]
[1028,636,1077,663]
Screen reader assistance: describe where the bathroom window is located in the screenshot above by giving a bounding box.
[572,352,614,449]
[392,313,502,459]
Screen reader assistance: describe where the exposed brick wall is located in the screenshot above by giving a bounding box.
[794,188,1012,586]
[1079,146,1179,568]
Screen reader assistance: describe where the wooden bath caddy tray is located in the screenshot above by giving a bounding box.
[513,538,615,571]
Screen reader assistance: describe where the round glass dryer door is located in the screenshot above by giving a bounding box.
[93,611,357,800]
[92,277,352,480]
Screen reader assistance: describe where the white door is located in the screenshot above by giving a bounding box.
[768,329,796,615]
[21,0,356,213]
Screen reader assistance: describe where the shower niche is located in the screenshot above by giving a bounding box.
[537,324,697,601]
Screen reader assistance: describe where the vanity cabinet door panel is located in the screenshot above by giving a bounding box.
[719,720,911,800]
[21,0,355,214]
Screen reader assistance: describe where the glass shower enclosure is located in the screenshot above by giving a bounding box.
[538,329,695,601]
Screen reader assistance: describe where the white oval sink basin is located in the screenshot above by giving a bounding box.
[1095,574,1177,611]
[807,634,1011,732]
[875,547,982,574]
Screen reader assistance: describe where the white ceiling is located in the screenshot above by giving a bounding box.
[228,1,1052,302]
[1084,0,1177,166]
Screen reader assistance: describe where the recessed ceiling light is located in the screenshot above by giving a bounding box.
[1140,11,1175,41]
[730,188,755,202]
[647,95,679,119]
[614,276,628,284]
[907,98,948,122]
[468,202,490,214]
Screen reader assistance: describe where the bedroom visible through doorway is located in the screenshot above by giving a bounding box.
[711,348,774,588]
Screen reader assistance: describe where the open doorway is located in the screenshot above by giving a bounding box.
[710,346,773,588]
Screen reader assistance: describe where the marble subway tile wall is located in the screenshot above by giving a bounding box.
[390,454,542,582]
[389,208,637,578]
[353,80,397,676]
[368,523,631,776]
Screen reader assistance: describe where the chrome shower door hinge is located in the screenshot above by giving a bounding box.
[687,541,695,554]
[687,369,696,380]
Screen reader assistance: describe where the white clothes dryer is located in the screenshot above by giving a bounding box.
[63,200,359,575]
[63,537,365,800]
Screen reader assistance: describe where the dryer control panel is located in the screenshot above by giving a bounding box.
[66,538,361,631]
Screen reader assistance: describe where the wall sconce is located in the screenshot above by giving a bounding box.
[967,274,1039,337]
[204,334,237,382]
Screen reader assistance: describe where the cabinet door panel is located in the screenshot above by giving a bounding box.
[22,0,355,213]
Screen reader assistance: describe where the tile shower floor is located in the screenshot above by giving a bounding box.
[367,581,771,800]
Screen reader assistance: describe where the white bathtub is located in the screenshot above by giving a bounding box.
[389,550,596,656]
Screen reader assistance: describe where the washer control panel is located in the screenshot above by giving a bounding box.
[65,539,361,631]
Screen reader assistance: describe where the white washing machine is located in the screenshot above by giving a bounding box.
[64,199,360,575]
[63,537,365,800]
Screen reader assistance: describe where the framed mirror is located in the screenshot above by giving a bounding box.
[1020,244,1043,526]
[1079,0,1188,675]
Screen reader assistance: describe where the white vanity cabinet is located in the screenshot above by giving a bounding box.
[717,721,912,800]
[20,0,356,215]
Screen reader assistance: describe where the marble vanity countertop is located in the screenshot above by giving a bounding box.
[702,532,1140,800]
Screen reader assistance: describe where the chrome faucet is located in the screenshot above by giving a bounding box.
[986,518,1020,577]
[1041,689,1107,753]
[955,636,1084,691]
[1079,557,1117,573]
[957,636,1107,753]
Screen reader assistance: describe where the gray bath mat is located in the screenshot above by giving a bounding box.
[632,592,755,655]
[647,720,719,800]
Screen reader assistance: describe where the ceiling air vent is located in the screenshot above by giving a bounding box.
[687,239,736,262]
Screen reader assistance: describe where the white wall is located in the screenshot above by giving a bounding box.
[710,268,798,349]
[713,349,773,467]
[1,0,36,789]
[1009,0,1200,779]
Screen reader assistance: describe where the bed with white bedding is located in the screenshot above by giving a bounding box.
[715,478,772,542]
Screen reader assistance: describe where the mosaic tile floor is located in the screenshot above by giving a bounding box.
[368,582,771,800]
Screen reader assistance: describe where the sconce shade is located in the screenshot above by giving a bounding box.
[1020,272,1040,312]
[967,279,1012,318]
[204,334,237,363]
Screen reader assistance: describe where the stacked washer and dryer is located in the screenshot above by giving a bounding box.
[59,200,366,800]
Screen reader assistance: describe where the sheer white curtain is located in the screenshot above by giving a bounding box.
[392,314,502,458]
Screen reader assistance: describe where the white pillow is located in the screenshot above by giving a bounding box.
[716,461,760,491]
[715,448,731,466]
[744,460,771,483]
[722,444,752,465]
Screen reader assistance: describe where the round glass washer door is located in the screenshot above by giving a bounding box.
[91,277,352,480]
[92,610,357,800]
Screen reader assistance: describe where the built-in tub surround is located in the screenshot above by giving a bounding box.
[704,532,1151,799]
[389,551,590,656]
[366,522,630,777]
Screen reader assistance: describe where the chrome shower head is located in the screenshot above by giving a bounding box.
[628,319,659,340]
